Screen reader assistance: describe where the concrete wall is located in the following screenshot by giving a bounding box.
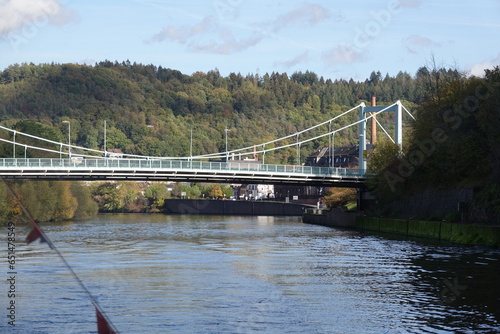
[302,207,360,228]
[384,188,474,220]
[164,199,306,216]
[356,217,500,247]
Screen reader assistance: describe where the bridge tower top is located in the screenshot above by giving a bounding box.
[358,100,403,171]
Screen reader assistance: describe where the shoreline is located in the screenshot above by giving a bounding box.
[303,211,500,248]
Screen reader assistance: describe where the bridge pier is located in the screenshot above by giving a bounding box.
[357,188,377,211]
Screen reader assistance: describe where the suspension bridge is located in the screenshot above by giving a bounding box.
[0,101,414,187]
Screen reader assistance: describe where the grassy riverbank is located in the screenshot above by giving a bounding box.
[356,216,500,247]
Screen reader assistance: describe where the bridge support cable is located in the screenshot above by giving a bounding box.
[188,103,363,161]
[374,117,396,144]
[328,122,332,167]
[0,103,364,162]
[0,101,412,166]
[358,101,404,171]
[13,130,16,158]
[0,124,106,158]
[331,132,335,168]
[402,104,416,121]
[225,102,402,162]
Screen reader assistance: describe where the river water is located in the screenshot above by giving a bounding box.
[2,214,500,334]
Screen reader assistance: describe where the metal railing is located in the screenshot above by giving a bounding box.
[0,158,367,178]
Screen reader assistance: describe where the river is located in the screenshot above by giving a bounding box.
[2,214,500,333]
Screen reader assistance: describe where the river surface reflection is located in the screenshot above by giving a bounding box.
[3,214,500,333]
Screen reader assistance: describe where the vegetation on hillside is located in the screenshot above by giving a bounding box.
[0,61,459,163]
[368,66,500,224]
[2,61,496,223]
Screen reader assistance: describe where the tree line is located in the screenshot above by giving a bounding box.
[0,61,461,164]
[368,66,500,224]
[0,180,235,223]
[1,60,491,223]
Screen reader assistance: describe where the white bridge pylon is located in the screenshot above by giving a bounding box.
[0,101,414,172]
[358,101,414,171]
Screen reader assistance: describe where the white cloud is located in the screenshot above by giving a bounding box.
[395,0,423,9]
[191,34,263,55]
[145,16,216,44]
[403,34,441,54]
[271,4,339,31]
[145,3,338,55]
[0,0,75,36]
[469,54,500,77]
[322,44,367,65]
[274,52,310,69]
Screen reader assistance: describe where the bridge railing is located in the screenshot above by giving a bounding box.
[0,158,367,177]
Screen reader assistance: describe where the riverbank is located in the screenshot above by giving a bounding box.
[303,211,500,247]
[164,199,309,216]
[356,217,500,247]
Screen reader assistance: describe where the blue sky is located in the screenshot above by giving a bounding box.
[0,0,499,81]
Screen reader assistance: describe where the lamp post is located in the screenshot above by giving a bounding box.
[62,120,71,158]
[190,127,193,158]
[13,131,16,158]
[104,120,107,157]
[225,126,229,161]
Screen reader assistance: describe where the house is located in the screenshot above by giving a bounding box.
[105,148,124,159]
[305,144,373,168]
[231,184,275,200]
[276,144,373,204]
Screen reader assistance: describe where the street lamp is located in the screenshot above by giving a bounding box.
[13,131,16,158]
[225,126,230,161]
[62,120,71,158]
[104,120,107,157]
[190,127,193,158]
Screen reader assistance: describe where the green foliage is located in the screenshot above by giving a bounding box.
[322,187,357,208]
[366,139,402,200]
[369,66,500,214]
[10,180,85,222]
[0,62,462,163]
[51,181,78,220]
[144,183,170,212]
[207,184,224,199]
[172,183,192,198]
[70,182,99,218]
[19,181,57,221]
[0,182,9,222]
[221,184,234,198]
[92,182,123,212]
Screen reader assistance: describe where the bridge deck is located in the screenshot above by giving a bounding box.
[0,158,367,187]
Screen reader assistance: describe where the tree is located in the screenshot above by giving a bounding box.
[0,182,9,222]
[322,187,357,208]
[71,182,98,218]
[52,181,78,220]
[93,183,122,212]
[207,184,224,199]
[105,127,132,152]
[19,181,57,222]
[144,183,170,211]
[172,183,195,198]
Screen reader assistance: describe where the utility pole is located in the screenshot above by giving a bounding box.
[62,120,71,158]
[225,126,229,161]
[190,127,193,157]
[371,95,377,145]
[104,120,107,157]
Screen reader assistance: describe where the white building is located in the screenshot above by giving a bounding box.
[247,184,274,200]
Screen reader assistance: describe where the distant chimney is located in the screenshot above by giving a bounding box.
[371,95,377,145]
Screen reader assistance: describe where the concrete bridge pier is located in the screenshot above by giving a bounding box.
[357,188,377,211]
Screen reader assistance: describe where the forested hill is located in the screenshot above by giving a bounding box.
[0,61,461,163]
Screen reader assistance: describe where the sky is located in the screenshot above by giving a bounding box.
[0,0,499,81]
